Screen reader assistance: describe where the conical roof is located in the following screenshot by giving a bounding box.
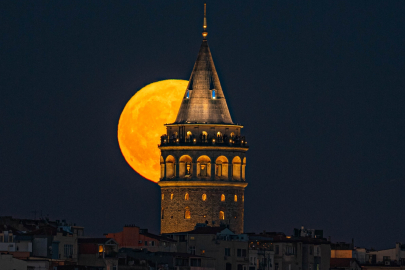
[173,40,234,125]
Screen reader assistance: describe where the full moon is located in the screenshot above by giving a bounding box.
[118,80,188,183]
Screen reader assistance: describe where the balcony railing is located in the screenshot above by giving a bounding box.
[159,135,248,148]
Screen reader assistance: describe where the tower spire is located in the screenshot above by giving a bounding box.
[202,3,208,39]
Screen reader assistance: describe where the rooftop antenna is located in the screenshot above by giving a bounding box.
[202,3,208,39]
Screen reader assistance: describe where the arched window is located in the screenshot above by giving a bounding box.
[179,155,192,178]
[242,157,246,181]
[161,208,164,219]
[219,211,225,220]
[197,155,211,178]
[201,131,208,143]
[202,194,207,201]
[186,131,193,142]
[215,156,228,178]
[234,195,237,202]
[160,156,164,180]
[230,132,235,138]
[232,156,242,180]
[185,193,189,201]
[171,193,174,200]
[185,208,191,219]
[165,155,176,179]
[186,90,190,99]
[162,194,164,200]
[212,90,216,99]
[217,131,222,137]
[221,194,225,202]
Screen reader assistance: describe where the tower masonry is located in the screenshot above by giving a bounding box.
[158,5,248,234]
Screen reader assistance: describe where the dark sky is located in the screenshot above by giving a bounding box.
[1,1,404,249]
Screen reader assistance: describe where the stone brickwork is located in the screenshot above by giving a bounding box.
[160,185,245,234]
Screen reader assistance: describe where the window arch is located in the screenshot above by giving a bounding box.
[179,155,192,178]
[185,193,189,201]
[197,155,211,178]
[221,194,225,202]
[242,157,246,181]
[232,156,242,180]
[234,195,237,202]
[165,155,176,179]
[160,156,164,179]
[215,156,229,179]
[184,208,191,219]
[202,194,207,201]
[186,131,192,141]
[219,211,225,220]
[201,131,208,143]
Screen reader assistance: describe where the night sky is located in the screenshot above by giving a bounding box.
[1,1,404,249]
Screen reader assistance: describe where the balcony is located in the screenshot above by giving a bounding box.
[159,135,248,148]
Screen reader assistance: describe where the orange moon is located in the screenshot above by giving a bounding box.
[118,80,188,183]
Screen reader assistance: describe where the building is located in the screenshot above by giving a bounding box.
[330,258,361,270]
[165,224,250,270]
[158,4,248,235]
[78,238,119,269]
[248,230,331,270]
[118,248,215,270]
[0,254,27,270]
[104,224,177,252]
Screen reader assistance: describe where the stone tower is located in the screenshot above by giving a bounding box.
[158,5,248,234]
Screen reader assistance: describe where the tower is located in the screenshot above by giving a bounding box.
[158,4,248,234]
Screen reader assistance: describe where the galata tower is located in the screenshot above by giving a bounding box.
[158,4,248,234]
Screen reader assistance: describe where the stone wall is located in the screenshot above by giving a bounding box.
[161,186,245,234]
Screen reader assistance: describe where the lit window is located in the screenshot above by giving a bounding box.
[219,211,225,220]
[234,195,237,202]
[212,90,216,99]
[99,245,104,253]
[171,193,174,200]
[242,195,244,202]
[221,194,225,202]
[185,193,189,200]
[202,194,207,201]
[217,131,222,137]
[185,209,191,219]
[186,90,190,98]
[161,194,164,200]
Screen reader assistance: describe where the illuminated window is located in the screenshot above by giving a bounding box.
[230,132,235,138]
[162,194,164,200]
[234,195,237,202]
[185,208,191,219]
[98,245,104,253]
[217,131,222,137]
[171,193,174,200]
[242,195,244,202]
[185,193,189,200]
[219,211,225,220]
[200,164,207,176]
[186,90,190,98]
[186,163,191,176]
[186,131,192,140]
[221,194,225,202]
[202,194,207,201]
[212,90,216,99]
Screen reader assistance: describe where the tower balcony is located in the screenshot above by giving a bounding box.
[159,134,248,148]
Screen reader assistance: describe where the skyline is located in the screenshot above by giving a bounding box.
[1,1,404,249]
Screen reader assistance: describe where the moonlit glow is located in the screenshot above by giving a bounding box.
[118,79,188,183]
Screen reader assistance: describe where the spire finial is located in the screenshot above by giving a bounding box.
[202,3,208,39]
